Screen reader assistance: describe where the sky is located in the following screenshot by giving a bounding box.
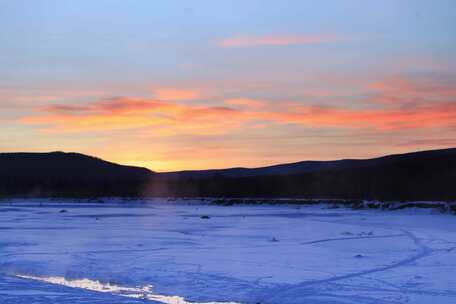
[1,0,456,172]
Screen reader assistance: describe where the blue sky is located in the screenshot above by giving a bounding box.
[1,0,455,171]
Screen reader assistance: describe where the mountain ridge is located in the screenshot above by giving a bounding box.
[160,147,456,178]
[0,148,455,200]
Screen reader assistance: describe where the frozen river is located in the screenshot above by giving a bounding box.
[1,199,456,303]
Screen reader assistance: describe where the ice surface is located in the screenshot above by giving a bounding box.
[1,198,456,303]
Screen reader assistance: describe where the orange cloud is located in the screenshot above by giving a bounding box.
[21,94,456,135]
[21,97,249,135]
[219,34,343,47]
[18,75,456,135]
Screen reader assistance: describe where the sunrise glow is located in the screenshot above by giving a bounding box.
[1,1,455,171]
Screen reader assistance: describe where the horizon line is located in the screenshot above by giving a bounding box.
[1,146,455,173]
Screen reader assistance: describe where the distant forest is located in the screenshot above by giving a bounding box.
[0,148,455,201]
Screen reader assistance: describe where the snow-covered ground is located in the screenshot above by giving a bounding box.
[1,199,456,304]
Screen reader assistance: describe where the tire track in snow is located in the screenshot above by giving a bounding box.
[265,229,434,302]
[1,247,168,258]
[300,234,406,245]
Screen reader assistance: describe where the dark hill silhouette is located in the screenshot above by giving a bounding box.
[160,159,360,179]
[0,148,455,200]
[0,151,152,179]
[0,152,152,197]
[161,148,456,179]
[149,148,456,201]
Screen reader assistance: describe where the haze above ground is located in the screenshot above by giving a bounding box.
[1,0,455,171]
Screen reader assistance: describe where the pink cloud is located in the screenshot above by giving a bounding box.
[369,76,456,105]
[20,94,456,135]
[21,97,247,135]
[396,138,456,147]
[224,98,266,109]
[264,103,456,130]
[154,88,201,101]
[219,34,343,47]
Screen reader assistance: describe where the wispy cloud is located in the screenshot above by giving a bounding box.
[265,103,456,130]
[21,97,248,135]
[20,94,456,135]
[369,75,456,105]
[224,98,266,109]
[153,88,202,101]
[218,34,344,47]
[396,138,456,147]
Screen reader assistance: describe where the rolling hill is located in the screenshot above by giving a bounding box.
[0,148,455,200]
[0,152,152,197]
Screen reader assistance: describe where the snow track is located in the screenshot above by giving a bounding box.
[265,229,436,303]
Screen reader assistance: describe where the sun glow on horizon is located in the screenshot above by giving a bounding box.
[1,1,455,169]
